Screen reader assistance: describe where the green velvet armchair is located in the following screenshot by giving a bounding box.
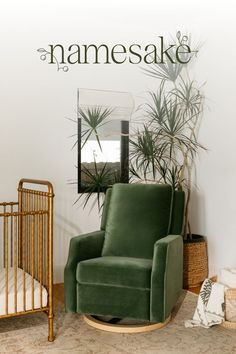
[64,183,185,323]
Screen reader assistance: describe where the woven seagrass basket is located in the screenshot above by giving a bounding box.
[183,235,208,288]
[221,288,236,329]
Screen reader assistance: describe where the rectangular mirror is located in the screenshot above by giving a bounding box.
[77,89,133,193]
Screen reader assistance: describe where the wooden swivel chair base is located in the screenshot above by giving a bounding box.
[84,314,171,333]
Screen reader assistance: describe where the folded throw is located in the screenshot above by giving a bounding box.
[185,278,225,328]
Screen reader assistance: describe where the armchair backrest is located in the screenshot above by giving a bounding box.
[101,183,184,259]
[169,190,185,235]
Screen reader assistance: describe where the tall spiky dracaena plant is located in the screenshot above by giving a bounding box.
[130,32,206,240]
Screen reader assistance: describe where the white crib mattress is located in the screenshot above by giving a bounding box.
[0,267,48,316]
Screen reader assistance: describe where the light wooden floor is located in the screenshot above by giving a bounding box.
[53,283,64,309]
[187,285,201,295]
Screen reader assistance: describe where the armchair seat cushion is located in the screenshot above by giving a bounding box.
[77,256,152,289]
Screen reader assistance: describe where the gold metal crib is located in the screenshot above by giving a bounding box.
[0,179,54,341]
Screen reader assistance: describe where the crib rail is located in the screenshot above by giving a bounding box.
[0,179,54,341]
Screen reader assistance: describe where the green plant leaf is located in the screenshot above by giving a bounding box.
[78,106,113,151]
[76,159,122,210]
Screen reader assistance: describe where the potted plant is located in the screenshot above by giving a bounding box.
[129,31,208,288]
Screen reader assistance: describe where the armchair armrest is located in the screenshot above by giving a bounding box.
[150,235,183,322]
[64,230,105,312]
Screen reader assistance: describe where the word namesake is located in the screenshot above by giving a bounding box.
[37,33,196,72]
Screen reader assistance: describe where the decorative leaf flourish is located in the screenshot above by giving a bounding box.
[37,48,46,53]
[37,47,69,72]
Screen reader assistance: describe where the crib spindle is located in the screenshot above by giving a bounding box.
[31,214,35,310]
[14,215,17,313]
[22,213,26,312]
[4,215,8,315]
[3,205,6,268]
[39,213,43,309]
[10,205,13,267]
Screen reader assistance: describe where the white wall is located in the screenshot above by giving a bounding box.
[0,0,235,282]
